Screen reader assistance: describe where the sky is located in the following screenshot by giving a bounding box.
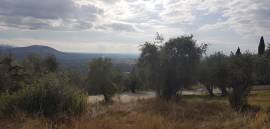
[0,0,269,54]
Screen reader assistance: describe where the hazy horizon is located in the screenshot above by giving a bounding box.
[0,44,140,55]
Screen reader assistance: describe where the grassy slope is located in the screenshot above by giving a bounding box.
[1,91,270,129]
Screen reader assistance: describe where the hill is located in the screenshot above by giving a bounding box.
[0,45,138,72]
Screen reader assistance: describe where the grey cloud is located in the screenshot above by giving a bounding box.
[0,0,103,30]
[196,0,270,38]
[97,22,137,32]
[223,0,270,37]
[0,0,74,19]
[99,0,121,4]
[109,23,136,32]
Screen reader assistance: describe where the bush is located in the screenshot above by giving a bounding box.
[0,93,18,116]
[227,52,254,111]
[199,52,229,96]
[254,55,270,84]
[0,55,26,93]
[87,58,119,102]
[0,73,88,117]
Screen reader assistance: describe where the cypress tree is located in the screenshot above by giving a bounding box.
[236,47,241,55]
[258,36,265,56]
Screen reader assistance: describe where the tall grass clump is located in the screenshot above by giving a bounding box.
[0,73,88,118]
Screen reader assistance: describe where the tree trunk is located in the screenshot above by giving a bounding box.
[206,85,214,97]
[220,87,228,96]
[104,94,112,103]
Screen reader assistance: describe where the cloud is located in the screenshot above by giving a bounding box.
[0,0,103,30]
[199,22,230,31]
[225,0,270,37]
[0,0,269,53]
[97,22,138,32]
[0,0,269,36]
[197,0,270,37]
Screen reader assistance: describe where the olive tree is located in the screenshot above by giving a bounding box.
[199,59,215,96]
[227,51,254,111]
[87,58,118,102]
[126,66,143,93]
[200,52,229,96]
[137,42,161,95]
[138,35,206,99]
[159,35,206,99]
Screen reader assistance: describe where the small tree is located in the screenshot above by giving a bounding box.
[253,55,270,84]
[236,47,241,55]
[24,54,45,77]
[159,35,206,99]
[138,35,206,99]
[137,42,161,95]
[0,54,25,93]
[199,59,215,96]
[199,52,229,96]
[126,66,141,93]
[228,52,254,111]
[258,36,265,56]
[87,58,117,102]
[44,55,58,72]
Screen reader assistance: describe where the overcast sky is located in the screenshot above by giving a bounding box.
[0,0,269,54]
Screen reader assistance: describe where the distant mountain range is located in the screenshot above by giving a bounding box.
[0,45,63,58]
[0,45,138,72]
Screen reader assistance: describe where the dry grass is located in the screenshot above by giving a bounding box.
[1,91,270,129]
[248,90,270,129]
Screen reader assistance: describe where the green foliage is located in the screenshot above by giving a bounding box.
[23,54,45,76]
[138,35,206,99]
[199,59,215,96]
[0,55,26,93]
[44,55,58,72]
[199,52,229,96]
[0,93,18,116]
[125,66,144,93]
[0,54,60,94]
[227,53,254,111]
[137,42,160,93]
[258,36,265,56]
[159,35,206,99]
[61,70,86,90]
[87,58,119,102]
[0,73,88,117]
[254,55,270,84]
[23,54,59,77]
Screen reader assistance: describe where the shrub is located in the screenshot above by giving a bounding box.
[227,52,254,111]
[125,66,143,93]
[0,55,26,93]
[0,73,88,117]
[199,52,229,96]
[254,55,270,84]
[87,58,118,102]
[0,93,18,116]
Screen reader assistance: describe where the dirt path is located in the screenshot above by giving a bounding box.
[88,85,270,104]
[88,89,211,104]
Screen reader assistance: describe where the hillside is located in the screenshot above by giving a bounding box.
[0,45,138,72]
